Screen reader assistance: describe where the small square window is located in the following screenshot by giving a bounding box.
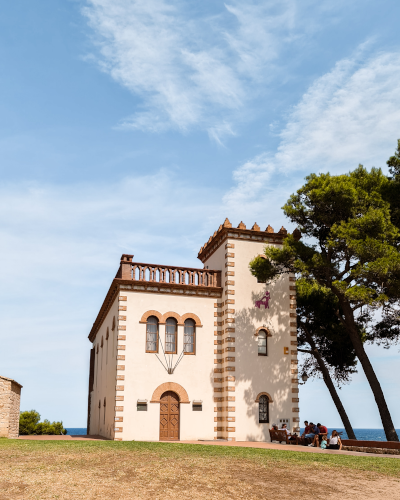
[193,403,202,411]
[137,403,147,411]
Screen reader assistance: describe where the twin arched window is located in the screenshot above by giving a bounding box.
[146,316,196,354]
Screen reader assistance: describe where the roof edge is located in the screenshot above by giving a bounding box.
[0,375,23,388]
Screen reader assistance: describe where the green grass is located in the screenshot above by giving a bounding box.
[2,439,400,477]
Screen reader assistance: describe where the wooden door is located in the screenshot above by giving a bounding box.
[160,391,180,441]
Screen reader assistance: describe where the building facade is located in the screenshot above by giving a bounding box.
[87,219,300,441]
[0,375,22,438]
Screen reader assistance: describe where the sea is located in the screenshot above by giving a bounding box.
[299,428,400,441]
[66,428,400,441]
[65,428,87,435]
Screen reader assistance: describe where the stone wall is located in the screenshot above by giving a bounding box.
[342,445,399,455]
[0,376,22,438]
[342,439,400,455]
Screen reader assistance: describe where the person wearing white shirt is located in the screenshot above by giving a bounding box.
[279,424,290,435]
[327,430,342,450]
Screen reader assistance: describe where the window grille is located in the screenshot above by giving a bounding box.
[259,395,269,423]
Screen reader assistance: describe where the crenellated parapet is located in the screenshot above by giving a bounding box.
[198,218,289,263]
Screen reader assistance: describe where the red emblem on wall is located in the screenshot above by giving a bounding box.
[255,291,271,309]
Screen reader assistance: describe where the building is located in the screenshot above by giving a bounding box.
[0,375,22,438]
[87,218,300,441]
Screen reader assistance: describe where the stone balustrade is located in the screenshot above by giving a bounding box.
[117,255,221,288]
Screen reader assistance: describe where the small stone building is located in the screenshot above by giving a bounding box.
[0,375,22,438]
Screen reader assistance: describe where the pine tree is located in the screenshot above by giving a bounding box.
[250,165,400,441]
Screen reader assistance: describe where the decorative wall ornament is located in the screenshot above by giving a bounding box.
[155,335,185,375]
[255,291,271,309]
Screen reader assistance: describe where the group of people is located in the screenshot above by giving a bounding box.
[302,421,342,450]
[271,421,342,450]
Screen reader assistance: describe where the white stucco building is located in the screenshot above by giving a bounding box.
[87,218,300,441]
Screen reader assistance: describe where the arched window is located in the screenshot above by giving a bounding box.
[258,329,268,356]
[165,318,177,354]
[146,316,159,353]
[259,395,269,423]
[184,319,195,354]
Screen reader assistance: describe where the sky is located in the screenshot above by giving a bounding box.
[1,0,400,429]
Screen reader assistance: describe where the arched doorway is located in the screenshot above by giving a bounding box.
[159,391,180,441]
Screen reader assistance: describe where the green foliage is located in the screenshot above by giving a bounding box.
[250,155,400,440]
[250,165,400,316]
[384,140,400,231]
[19,410,67,435]
[296,278,358,384]
[387,139,400,179]
[19,410,41,435]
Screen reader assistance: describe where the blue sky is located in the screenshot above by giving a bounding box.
[1,0,400,428]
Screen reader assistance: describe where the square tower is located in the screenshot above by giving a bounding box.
[198,219,299,441]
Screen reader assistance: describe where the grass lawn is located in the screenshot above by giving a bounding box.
[0,439,399,499]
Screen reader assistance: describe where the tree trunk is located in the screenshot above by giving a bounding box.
[340,300,399,442]
[300,329,357,440]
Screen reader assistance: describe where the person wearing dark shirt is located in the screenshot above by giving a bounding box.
[304,422,318,440]
[301,420,310,438]
[309,423,328,447]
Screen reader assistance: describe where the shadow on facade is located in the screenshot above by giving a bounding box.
[209,285,294,441]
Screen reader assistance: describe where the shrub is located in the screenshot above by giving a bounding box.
[19,410,67,435]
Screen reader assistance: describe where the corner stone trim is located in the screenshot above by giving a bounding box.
[150,382,190,403]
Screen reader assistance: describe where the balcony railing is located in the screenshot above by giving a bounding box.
[117,256,221,288]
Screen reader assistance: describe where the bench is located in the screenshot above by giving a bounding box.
[269,429,299,444]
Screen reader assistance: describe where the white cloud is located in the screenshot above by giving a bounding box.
[207,121,236,146]
[0,170,221,291]
[82,0,309,134]
[0,169,223,425]
[225,50,400,212]
[223,0,297,78]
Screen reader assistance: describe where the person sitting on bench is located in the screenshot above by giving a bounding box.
[327,430,342,450]
[301,421,310,438]
[309,423,328,447]
[304,422,318,441]
[280,423,298,442]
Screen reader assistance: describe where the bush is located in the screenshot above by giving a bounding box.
[19,411,67,435]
